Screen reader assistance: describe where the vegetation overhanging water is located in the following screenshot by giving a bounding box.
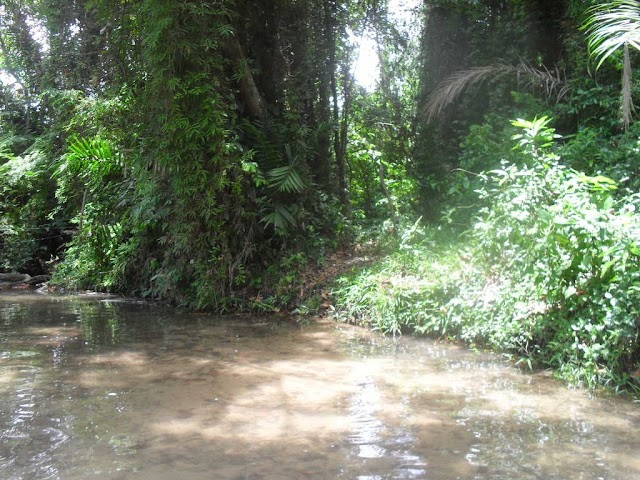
[1,0,639,397]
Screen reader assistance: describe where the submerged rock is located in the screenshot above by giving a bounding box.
[109,434,140,455]
[0,273,31,283]
[25,275,50,285]
[0,273,50,289]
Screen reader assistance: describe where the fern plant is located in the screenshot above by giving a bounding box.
[51,135,128,290]
[267,144,307,193]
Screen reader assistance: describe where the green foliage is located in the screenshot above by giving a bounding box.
[347,118,419,228]
[333,222,458,335]
[468,118,640,390]
[268,162,306,194]
[0,135,58,273]
[440,114,519,227]
[510,116,560,158]
[414,0,568,213]
[55,136,123,195]
[334,117,640,395]
[1,0,640,398]
[50,136,128,289]
[238,119,314,236]
[260,204,299,233]
[559,121,640,195]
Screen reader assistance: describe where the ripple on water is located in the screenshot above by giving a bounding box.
[344,376,428,479]
[1,293,639,480]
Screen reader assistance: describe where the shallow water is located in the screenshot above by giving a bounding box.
[0,292,638,480]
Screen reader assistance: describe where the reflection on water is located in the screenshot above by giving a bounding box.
[1,291,639,480]
[345,376,427,478]
[349,377,386,459]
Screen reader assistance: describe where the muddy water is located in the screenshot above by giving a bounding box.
[0,293,638,480]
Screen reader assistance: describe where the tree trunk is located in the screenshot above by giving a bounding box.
[325,0,350,213]
[223,36,267,119]
[379,162,399,239]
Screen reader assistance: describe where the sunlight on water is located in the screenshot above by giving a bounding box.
[1,292,639,480]
[349,378,386,458]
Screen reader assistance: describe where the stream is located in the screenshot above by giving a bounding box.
[1,291,639,479]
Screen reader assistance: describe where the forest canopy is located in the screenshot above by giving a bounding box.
[1,0,639,394]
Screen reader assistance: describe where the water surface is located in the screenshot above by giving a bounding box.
[1,292,638,479]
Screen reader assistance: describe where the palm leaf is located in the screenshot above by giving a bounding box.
[62,136,121,178]
[267,165,306,193]
[424,62,567,122]
[583,0,640,129]
[260,203,298,233]
[267,147,307,194]
[583,0,640,69]
[424,64,513,122]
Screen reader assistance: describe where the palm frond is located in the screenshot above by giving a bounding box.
[424,64,513,122]
[239,118,286,171]
[267,164,306,193]
[61,136,121,179]
[517,63,569,103]
[582,0,640,129]
[260,203,298,233]
[583,0,640,69]
[424,62,567,122]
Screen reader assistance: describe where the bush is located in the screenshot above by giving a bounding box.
[333,117,640,395]
[0,136,60,274]
[468,117,640,390]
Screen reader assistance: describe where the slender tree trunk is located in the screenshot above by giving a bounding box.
[379,162,398,239]
[316,73,333,188]
[323,1,349,212]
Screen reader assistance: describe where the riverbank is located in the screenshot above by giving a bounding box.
[4,231,638,398]
[330,232,640,399]
[0,273,50,290]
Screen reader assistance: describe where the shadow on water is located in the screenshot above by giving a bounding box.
[1,291,639,480]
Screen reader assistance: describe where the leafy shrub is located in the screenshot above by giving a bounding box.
[334,117,640,394]
[333,223,461,335]
[560,121,640,196]
[50,136,129,290]
[0,136,59,273]
[469,117,640,390]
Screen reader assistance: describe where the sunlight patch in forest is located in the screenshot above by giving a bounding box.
[353,32,379,91]
[352,0,421,91]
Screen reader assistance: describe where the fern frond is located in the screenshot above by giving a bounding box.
[260,203,298,233]
[267,164,306,193]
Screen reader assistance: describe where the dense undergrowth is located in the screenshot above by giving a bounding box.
[333,118,640,396]
[2,0,640,398]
